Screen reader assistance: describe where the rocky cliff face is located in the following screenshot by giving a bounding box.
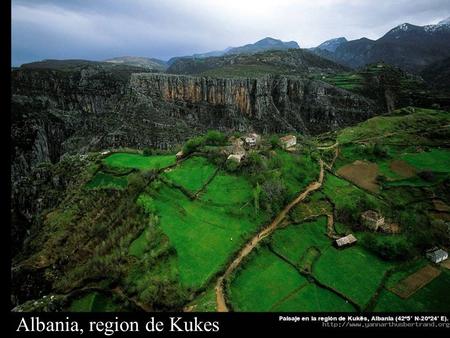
[130,73,378,135]
[11,67,378,250]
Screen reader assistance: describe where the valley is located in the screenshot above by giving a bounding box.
[11,107,450,312]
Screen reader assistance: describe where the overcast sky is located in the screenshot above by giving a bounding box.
[11,0,450,66]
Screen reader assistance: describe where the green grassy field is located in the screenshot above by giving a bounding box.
[314,245,395,308]
[68,292,120,312]
[337,108,450,145]
[273,150,319,197]
[270,217,330,265]
[201,172,254,205]
[187,287,217,312]
[321,73,364,91]
[322,174,383,212]
[229,247,309,311]
[402,149,450,173]
[163,156,217,193]
[272,283,355,312]
[103,153,176,170]
[374,270,450,312]
[85,171,128,190]
[147,172,266,289]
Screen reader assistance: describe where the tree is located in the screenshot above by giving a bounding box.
[183,136,205,154]
[253,183,261,215]
[205,130,226,146]
[260,179,287,216]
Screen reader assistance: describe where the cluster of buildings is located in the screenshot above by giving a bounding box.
[226,133,297,164]
[334,209,449,265]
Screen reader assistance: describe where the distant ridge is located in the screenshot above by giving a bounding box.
[168,37,300,65]
[310,18,450,72]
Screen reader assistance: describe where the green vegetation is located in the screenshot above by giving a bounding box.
[314,246,394,307]
[187,287,217,312]
[320,72,364,91]
[17,110,450,312]
[322,174,383,228]
[68,292,121,312]
[163,156,217,192]
[337,108,450,145]
[229,247,308,311]
[374,270,450,312]
[103,153,176,170]
[270,217,329,265]
[272,284,355,312]
[182,130,227,155]
[402,149,450,173]
[147,174,265,289]
[85,171,128,190]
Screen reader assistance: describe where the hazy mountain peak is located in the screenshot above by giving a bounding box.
[225,37,300,55]
[316,37,348,52]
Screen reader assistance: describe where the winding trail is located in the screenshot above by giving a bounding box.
[215,160,325,312]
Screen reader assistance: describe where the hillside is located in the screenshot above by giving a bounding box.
[314,63,450,111]
[167,48,348,77]
[420,57,450,94]
[104,56,167,71]
[11,107,450,312]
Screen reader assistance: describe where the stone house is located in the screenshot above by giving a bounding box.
[176,150,184,160]
[426,247,448,264]
[280,135,297,149]
[334,234,357,249]
[244,133,260,147]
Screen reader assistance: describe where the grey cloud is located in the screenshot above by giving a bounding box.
[11,0,450,66]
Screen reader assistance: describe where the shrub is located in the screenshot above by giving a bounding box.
[372,142,388,158]
[225,158,240,172]
[269,136,281,149]
[362,234,416,261]
[244,152,266,174]
[260,179,288,216]
[143,147,154,156]
[418,170,435,182]
[183,136,205,154]
[205,130,226,146]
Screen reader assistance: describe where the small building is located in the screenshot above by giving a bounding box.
[426,248,448,264]
[100,150,110,156]
[176,150,184,160]
[334,234,357,249]
[227,154,244,163]
[280,135,297,149]
[244,133,260,147]
[361,210,385,232]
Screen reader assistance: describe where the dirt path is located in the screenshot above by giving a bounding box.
[317,142,339,150]
[215,160,324,312]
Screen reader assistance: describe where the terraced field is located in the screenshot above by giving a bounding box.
[103,153,176,170]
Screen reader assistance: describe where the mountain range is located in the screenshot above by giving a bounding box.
[311,17,450,73]
[167,37,300,65]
